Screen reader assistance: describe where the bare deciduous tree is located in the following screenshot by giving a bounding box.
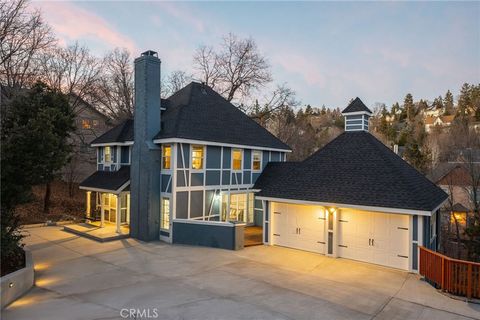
[249,83,298,126]
[0,0,55,92]
[193,33,272,103]
[38,42,101,112]
[94,48,134,120]
[162,70,191,98]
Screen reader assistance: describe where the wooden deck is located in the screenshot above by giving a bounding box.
[244,226,263,247]
[64,222,129,242]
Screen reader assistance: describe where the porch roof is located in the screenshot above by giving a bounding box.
[79,166,130,193]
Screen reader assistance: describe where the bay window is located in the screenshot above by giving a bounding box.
[162,145,171,169]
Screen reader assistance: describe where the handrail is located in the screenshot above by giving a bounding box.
[420,246,480,266]
[419,246,480,299]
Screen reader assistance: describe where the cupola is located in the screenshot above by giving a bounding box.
[341,97,372,132]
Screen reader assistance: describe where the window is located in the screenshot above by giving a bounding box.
[161,198,170,230]
[252,150,262,171]
[191,145,204,170]
[232,149,242,171]
[104,146,111,162]
[81,119,92,129]
[162,145,171,169]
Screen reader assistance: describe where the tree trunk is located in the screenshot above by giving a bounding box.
[43,182,51,214]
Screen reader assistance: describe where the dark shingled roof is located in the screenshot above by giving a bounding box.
[91,83,289,150]
[253,162,297,190]
[342,97,373,114]
[154,82,290,150]
[255,131,448,212]
[79,166,130,192]
[91,119,133,144]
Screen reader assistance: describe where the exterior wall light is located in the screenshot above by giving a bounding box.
[9,282,14,288]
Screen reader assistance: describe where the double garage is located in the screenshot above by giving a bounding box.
[269,202,412,271]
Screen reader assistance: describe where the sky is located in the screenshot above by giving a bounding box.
[32,1,480,109]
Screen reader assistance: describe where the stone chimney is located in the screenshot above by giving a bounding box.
[130,50,161,241]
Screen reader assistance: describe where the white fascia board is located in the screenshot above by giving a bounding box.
[153,138,292,153]
[255,196,433,216]
[79,181,130,195]
[172,219,246,227]
[91,141,134,147]
[341,111,373,116]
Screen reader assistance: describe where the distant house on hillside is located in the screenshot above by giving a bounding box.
[424,115,455,132]
[431,164,476,244]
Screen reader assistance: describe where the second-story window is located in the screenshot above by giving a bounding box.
[162,145,171,169]
[191,145,204,170]
[252,150,262,171]
[232,149,242,171]
[104,146,112,162]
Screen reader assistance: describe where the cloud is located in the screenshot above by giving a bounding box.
[34,1,138,54]
[154,2,205,33]
[271,52,327,88]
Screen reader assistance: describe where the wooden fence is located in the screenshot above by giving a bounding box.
[419,246,480,299]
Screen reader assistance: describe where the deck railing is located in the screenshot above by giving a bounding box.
[419,246,480,299]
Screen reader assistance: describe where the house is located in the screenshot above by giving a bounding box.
[434,164,475,236]
[78,50,447,273]
[79,50,290,245]
[63,96,112,183]
[254,98,448,272]
[424,115,455,132]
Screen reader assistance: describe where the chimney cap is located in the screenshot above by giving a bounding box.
[141,50,158,57]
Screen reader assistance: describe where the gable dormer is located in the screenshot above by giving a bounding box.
[341,97,373,132]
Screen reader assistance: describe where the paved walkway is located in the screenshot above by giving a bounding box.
[3,226,480,320]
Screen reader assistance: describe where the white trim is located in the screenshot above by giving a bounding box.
[153,138,292,153]
[341,111,372,116]
[172,219,245,227]
[255,196,434,216]
[91,141,134,147]
[79,182,129,195]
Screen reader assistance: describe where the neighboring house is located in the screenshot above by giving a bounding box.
[79,51,447,273]
[434,164,475,237]
[423,107,443,118]
[424,115,455,132]
[63,96,112,183]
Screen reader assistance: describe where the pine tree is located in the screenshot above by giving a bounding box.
[457,83,471,119]
[4,82,75,213]
[443,90,454,115]
[404,93,415,121]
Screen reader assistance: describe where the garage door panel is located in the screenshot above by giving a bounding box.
[272,203,325,254]
[339,209,410,271]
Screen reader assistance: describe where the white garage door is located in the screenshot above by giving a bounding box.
[272,203,325,254]
[338,209,410,270]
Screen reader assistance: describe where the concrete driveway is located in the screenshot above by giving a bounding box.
[3,227,479,320]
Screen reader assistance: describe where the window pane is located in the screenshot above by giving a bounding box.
[253,151,261,170]
[162,198,170,230]
[104,146,111,162]
[192,146,204,169]
[163,145,171,169]
[232,149,242,170]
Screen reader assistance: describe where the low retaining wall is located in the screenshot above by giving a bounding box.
[172,219,245,250]
[1,249,34,309]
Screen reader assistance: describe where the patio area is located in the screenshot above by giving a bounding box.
[63,222,129,242]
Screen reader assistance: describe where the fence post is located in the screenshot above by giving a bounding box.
[441,256,445,290]
[467,263,472,299]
